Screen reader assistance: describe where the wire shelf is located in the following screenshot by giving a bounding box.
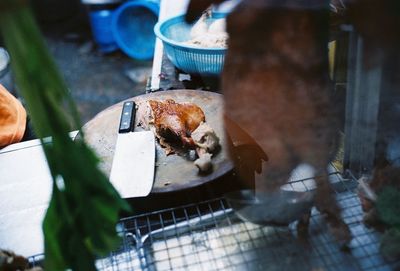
[29,169,400,270]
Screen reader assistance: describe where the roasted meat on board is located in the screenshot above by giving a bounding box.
[137,99,220,172]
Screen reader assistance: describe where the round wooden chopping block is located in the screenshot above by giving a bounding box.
[81,89,234,193]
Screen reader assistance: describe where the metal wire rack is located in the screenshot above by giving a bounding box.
[29,169,400,270]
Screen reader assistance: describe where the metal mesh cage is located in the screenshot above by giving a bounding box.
[29,169,400,270]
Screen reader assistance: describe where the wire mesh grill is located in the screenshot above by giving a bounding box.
[29,169,400,270]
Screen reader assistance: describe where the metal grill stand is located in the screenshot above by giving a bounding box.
[29,168,399,270]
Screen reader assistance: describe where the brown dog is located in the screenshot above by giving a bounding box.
[186,0,351,244]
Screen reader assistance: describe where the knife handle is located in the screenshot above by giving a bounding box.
[119,101,136,133]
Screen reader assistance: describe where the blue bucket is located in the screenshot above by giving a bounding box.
[89,9,119,53]
[112,0,160,60]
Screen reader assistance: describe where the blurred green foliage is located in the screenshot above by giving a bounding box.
[376,186,400,228]
[0,2,130,270]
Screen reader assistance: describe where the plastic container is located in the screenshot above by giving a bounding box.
[112,0,160,60]
[153,13,227,76]
[89,8,119,53]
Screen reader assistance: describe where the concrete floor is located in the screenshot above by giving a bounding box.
[47,37,153,124]
[28,2,154,125]
[1,3,154,139]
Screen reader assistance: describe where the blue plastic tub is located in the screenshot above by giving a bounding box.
[154,13,227,76]
[89,9,119,53]
[112,0,159,60]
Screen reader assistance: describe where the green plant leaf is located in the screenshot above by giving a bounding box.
[0,3,131,270]
[376,186,400,228]
[380,228,400,261]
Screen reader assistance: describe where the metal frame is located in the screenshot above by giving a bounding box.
[29,169,400,270]
[343,30,383,178]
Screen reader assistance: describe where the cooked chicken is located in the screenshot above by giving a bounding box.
[186,0,351,244]
[185,8,228,48]
[189,10,209,39]
[194,148,213,172]
[148,99,205,150]
[208,18,227,35]
[137,99,220,172]
[186,33,228,48]
[192,122,220,171]
[192,122,220,152]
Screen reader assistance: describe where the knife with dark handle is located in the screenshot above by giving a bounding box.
[110,101,156,198]
[119,101,135,133]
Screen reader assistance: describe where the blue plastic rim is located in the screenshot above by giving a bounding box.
[154,13,228,76]
[112,0,160,60]
[154,13,227,52]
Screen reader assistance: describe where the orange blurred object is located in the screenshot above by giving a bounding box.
[0,84,26,147]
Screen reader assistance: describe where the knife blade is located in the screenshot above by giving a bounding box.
[109,101,155,198]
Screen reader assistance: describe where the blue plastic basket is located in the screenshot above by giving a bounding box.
[154,13,227,76]
[112,0,160,60]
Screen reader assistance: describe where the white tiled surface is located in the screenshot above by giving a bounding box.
[0,142,52,256]
[0,131,78,257]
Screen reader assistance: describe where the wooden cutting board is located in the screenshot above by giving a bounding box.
[81,89,234,194]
